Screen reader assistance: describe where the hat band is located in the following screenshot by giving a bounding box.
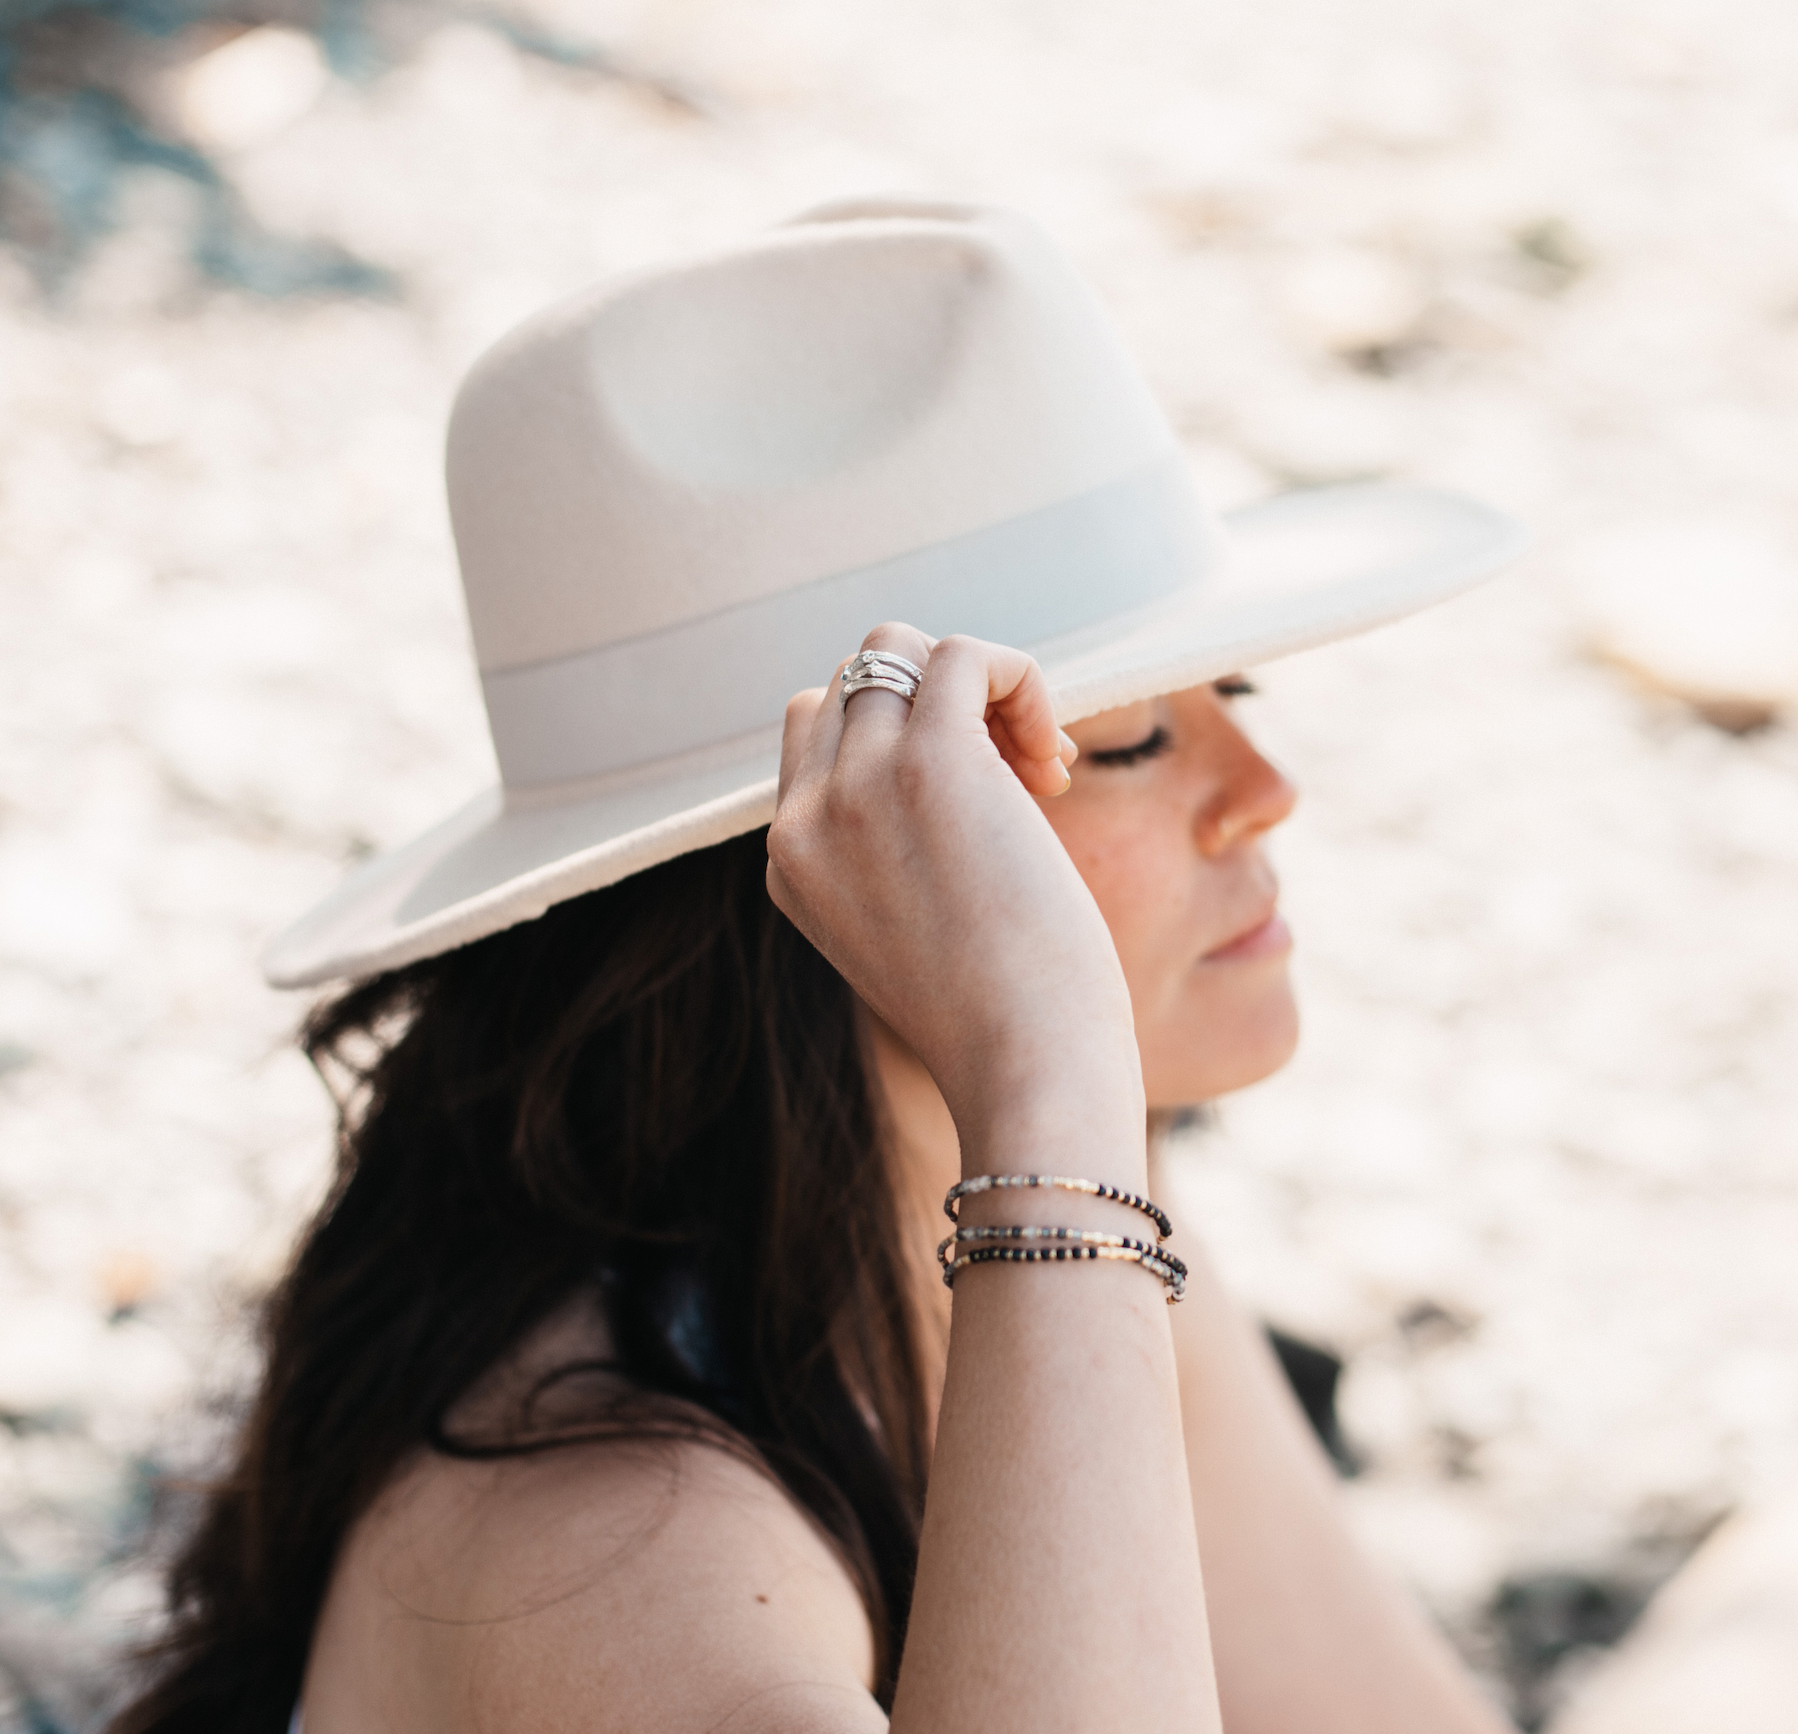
[481,452,1217,790]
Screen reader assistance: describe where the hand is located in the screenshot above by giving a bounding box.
[766,624,1143,1154]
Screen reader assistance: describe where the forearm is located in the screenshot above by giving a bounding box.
[1168,1243,1510,1734]
[892,1071,1223,1734]
[768,629,1225,1731]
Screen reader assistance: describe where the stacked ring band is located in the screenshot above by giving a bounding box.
[840,648,925,708]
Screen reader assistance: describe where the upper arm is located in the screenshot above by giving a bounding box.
[304,1435,888,1734]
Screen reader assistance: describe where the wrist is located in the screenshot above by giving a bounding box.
[948,1039,1148,1194]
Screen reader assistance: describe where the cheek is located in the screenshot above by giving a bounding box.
[1050,809,1187,993]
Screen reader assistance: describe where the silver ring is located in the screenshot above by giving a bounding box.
[840,648,924,709]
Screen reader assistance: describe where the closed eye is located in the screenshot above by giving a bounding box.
[1087,725,1173,768]
[1213,674,1257,698]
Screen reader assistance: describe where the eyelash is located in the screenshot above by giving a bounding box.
[1087,726,1173,768]
[1084,678,1257,768]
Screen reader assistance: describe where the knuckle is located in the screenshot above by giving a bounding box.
[766,808,812,876]
[862,620,926,657]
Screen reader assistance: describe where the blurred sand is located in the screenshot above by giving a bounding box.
[2,0,1797,1724]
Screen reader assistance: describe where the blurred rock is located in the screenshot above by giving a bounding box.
[1511,218,1590,294]
[1576,520,1798,732]
[169,28,328,156]
[1330,46,1475,151]
[1279,247,1430,357]
[1489,1570,1650,1731]
[92,362,187,450]
[97,1250,159,1321]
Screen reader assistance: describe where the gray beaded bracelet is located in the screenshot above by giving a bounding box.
[942,1173,1175,1243]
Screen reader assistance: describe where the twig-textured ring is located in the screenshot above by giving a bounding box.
[840,648,925,709]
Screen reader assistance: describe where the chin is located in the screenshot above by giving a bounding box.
[1141,979,1300,1111]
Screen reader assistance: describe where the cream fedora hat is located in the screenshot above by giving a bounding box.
[264,198,1525,988]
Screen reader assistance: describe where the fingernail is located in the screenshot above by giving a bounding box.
[1049,760,1072,795]
[1057,729,1079,765]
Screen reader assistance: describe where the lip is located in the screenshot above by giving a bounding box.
[1200,910,1292,964]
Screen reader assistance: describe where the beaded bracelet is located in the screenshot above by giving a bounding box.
[943,1173,1175,1243]
[938,1224,1190,1282]
[940,1238,1187,1303]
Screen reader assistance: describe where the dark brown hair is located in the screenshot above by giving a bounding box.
[111,829,930,1731]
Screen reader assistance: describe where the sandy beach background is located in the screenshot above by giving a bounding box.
[3,0,1796,1726]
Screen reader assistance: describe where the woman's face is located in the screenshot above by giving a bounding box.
[1041,680,1299,1107]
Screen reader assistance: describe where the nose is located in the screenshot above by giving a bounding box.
[1195,718,1297,857]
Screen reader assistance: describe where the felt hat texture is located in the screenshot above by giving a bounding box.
[264,197,1526,988]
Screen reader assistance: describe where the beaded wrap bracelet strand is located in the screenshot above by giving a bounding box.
[938,1224,1189,1280]
[940,1240,1187,1302]
[942,1173,1174,1242]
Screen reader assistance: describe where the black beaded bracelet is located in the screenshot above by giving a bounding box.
[943,1173,1174,1242]
[937,1224,1189,1281]
[939,1237,1186,1303]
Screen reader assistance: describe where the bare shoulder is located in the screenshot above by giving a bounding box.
[304,1418,883,1732]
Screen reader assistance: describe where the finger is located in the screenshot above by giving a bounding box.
[911,636,1072,793]
[986,709,1078,770]
[834,620,936,763]
[770,678,846,930]
[987,710,1078,798]
[992,716,1074,797]
[911,634,1052,753]
[776,684,835,804]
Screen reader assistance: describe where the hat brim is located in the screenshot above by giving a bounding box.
[263,481,1524,987]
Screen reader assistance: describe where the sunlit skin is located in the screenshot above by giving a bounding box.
[1045,680,1299,1106]
[872,678,1301,1352]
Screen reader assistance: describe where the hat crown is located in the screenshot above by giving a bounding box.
[444,204,1208,771]
[593,225,969,493]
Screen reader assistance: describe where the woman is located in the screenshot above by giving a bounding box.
[115,201,1524,1733]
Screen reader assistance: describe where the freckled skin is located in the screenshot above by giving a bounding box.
[1045,683,1299,1107]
